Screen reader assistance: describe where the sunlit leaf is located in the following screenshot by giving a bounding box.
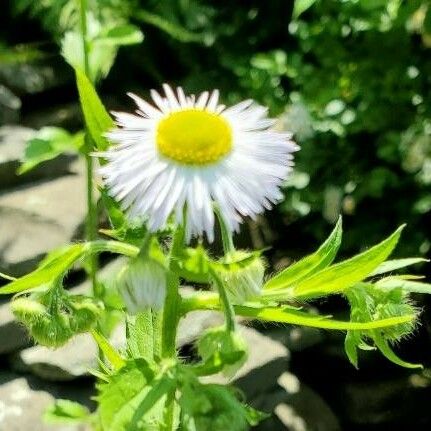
[264,217,342,289]
[44,399,91,424]
[75,68,113,150]
[293,0,317,19]
[91,329,125,371]
[376,277,431,294]
[234,305,414,331]
[98,24,144,46]
[0,244,85,295]
[18,127,84,174]
[369,257,428,277]
[292,225,404,298]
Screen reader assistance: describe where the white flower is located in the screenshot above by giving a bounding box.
[98,84,299,241]
[117,257,166,313]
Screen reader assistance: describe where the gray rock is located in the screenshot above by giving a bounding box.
[0,372,92,431]
[14,325,126,382]
[0,85,21,124]
[0,61,70,95]
[202,325,290,399]
[0,160,86,275]
[252,372,341,431]
[23,103,82,131]
[13,307,223,382]
[0,299,31,355]
[265,326,325,352]
[0,125,76,190]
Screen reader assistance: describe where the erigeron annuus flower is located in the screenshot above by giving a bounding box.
[98,84,299,241]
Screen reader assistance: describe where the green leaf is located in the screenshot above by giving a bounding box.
[369,258,428,277]
[135,9,205,44]
[292,225,404,298]
[373,332,422,369]
[233,305,414,331]
[376,278,431,294]
[0,244,85,295]
[99,24,144,46]
[176,246,211,284]
[44,399,91,424]
[98,359,170,431]
[293,0,317,19]
[75,68,113,150]
[126,311,154,361]
[264,217,342,289]
[18,127,84,174]
[91,329,125,370]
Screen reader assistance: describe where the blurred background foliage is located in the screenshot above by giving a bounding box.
[1,0,430,259]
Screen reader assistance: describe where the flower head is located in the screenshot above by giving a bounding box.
[117,256,167,313]
[98,85,298,241]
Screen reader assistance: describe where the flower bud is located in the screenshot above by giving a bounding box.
[117,256,167,313]
[11,297,47,324]
[67,295,103,333]
[217,251,265,304]
[30,313,74,348]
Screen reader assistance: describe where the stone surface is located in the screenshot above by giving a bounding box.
[0,372,92,431]
[253,372,341,431]
[0,125,76,190]
[0,299,31,355]
[0,160,86,275]
[203,325,290,399]
[0,85,21,124]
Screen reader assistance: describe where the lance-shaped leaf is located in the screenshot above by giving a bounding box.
[44,399,91,424]
[0,244,85,295]
[91,329,125,371]
[233,305,414,331]
[75,68,113,151]
[292,225,404,298]
[264,217,342,290]
[376,277,431,294]
[369,257,428,277]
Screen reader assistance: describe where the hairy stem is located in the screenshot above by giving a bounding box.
[79,0,99,298]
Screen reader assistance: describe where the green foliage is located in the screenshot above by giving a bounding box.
[62,19,143,82]
[97,358,173,431]
[44,399,91,424]
[292,225,404,298]
[196,326,248,377]
[18,127,84,174]
[345,282,421,369]
[264,216,342,290]
[75,68,113,150]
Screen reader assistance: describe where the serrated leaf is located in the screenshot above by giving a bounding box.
[75,68,113,150]
[264,217,342,290]
[44,399,91,424]
[292,225,404,298]
[369,258,428,277]
[0,244,85,295]
[126,311,154,361]
[18,127,84,174]
[234,305,413,330]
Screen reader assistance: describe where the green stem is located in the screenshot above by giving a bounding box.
[161,226,184,358]
[160,226,184,431]
[215,206,235,254]
[79,0,99,298]
[209,267,236,332]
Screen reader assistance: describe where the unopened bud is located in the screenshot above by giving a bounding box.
[117,256,167,313]
[218,251,265,304]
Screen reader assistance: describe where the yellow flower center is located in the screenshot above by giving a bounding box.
[156,109,232,165]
